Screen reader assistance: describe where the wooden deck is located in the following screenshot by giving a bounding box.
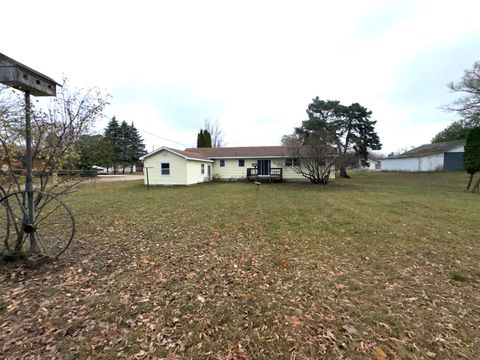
[246,168,283,182]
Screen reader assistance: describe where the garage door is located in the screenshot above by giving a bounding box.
[443,152,464,171]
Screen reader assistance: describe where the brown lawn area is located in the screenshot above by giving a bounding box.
[1,171,479,359]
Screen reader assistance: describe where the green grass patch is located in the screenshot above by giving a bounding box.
[450,271,469,283]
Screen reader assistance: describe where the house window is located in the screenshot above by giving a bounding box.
[238,159,245,167]
[201,164,205,174]
[161,163,170,175]
[220,159,225,167]
[285,158,300,166]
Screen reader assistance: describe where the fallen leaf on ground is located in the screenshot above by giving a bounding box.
[374,346,387,360]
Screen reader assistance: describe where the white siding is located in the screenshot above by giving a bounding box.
[212,159,250,180]
[381,154,444,172]
[270,159,312,181]
[186,160,213,185]
[211,158,331,181]
[418,154,444,171]
[143,150,336,184]
[143,150,188,185]
[449,144,465,152]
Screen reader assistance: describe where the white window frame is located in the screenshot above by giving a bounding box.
[201,163,205,174]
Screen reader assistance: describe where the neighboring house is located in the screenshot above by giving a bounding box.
[381,140,465,172]
[141,146,318,186]
[0,152,47,173]
[359,158,381,170]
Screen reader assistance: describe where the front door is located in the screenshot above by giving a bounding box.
[207,165,211,180]
[257,160,271,176]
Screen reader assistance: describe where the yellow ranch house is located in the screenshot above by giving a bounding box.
[140,146,326,186]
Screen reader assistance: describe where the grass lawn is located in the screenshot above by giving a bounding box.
[1,172,479,359]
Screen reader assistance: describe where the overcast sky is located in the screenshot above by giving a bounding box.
[2,0,480,153]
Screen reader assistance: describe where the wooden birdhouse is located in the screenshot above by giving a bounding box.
[0,53,59,96]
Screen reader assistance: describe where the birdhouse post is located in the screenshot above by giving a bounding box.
[0,53,59,253]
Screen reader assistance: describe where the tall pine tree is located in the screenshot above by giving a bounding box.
[119,120,131,173]
[103,117,146,173]
[204,130,212,147]
[104,116,122,173]
[197,129,204,147]
[301,98,382,178]
[196,129,212,148]
[127,122,146,173]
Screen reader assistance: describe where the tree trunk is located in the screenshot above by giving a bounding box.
[472,177,480,193]
[339,166,350,178]
[466,173,474,191]
[130,165,134,174]
[122,166,125,174]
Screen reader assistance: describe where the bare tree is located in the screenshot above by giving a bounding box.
[0,86,22,121]
[445,61,480,124]
[282,132,337,184]
[1,80,109,196]
[0,80,109,258]
[203,119,224,147]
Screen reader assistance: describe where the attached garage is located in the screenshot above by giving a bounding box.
[381,140,465,172]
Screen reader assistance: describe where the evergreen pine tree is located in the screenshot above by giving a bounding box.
[196,129,212,148]
[204,130,212,147]
[197,129,204,147]
[302,98,382,178]
[128,122,146,173]
[104,116,122,173]
[464,127,480,191]
[119,120,131,173]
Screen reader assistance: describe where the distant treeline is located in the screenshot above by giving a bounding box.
[75,117,146,173]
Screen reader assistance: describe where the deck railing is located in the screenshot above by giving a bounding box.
[246,168,283,182]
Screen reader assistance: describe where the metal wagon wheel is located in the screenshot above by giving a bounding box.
[0,191,75,259]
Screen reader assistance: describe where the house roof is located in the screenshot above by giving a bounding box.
[0,52,60,86]
[184,146,290,158]
[386,140,465,159]
[140,146,213,162]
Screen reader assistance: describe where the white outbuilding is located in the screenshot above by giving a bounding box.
[381,140,465,172]
[359,158,381,170]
